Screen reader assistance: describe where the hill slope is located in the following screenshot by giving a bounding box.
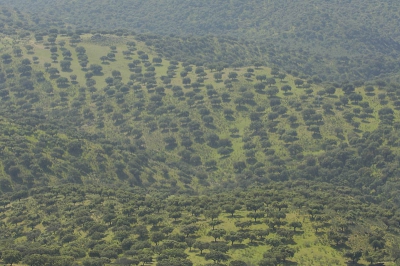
[0,181,399,266]
[3,1,400,81]
[0,12,399,266]
[0,31,400,201]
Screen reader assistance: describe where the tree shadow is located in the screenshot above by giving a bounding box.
[165,144,177,150]
[332,243,350,250]
[230,243,247,249]
[113,119,126,126]
[312,133,322,139]
[335,134,345,140]
[236,106,248,112]
[150,225,161,231]
[324,110,335,115]
[194,138,205,144]
[247,242,261,247]
[326,95,338,98]
[246,158,257,165]
[117,170,129,180]
[204,124,217,130]
[247,100,257,106]
[206,167,218,172]
[283,261,298,266]
[293,230,305,235]
[57,84,70,89]
[20,72,32,78]
[345,262,364,266]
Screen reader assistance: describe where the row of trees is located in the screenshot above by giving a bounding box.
[1,33,400,202]
[1,179,399,265]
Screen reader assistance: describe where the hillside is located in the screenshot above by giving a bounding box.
[2,31,397,191]
[1,8,400,266]
[3,1,400,81]
[1,181,400,266]
[0,30,400,199]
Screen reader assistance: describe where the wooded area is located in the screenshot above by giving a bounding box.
[0,2,399,265]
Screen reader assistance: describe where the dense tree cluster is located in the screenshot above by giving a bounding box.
[1,7,400,265]
[0,31,400,208]
[0,181,399,265]
[3,1,400,81]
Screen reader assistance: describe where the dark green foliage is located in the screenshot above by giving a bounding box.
[0,8,400,266]
[5,1,400,81]
[2,250,22,266]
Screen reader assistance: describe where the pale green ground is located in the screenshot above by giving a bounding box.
[0,36,14,50]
